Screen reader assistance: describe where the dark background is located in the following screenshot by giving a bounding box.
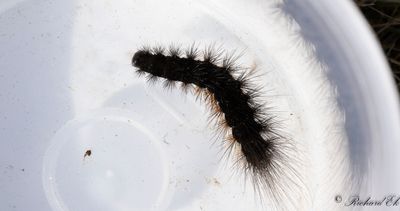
[356,0,400,92]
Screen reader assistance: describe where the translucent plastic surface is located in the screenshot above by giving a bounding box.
[1,0,399,210]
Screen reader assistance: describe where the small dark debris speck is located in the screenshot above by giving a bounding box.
[84,150,92,158]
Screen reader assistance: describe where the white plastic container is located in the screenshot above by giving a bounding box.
[1,0,399,210]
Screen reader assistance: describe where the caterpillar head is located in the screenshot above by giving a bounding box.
[132,50,151,69]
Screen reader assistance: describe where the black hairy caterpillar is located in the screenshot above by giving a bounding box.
[131,44,298,207]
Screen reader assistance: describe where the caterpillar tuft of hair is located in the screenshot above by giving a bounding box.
[131,44,300,208]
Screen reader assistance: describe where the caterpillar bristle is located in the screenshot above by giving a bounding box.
[180,82,192,94]
[185,43,199,60]
[152,46,165,55]
[139,45,151,53]
[131,43,301,209]
[168,44,182,57]
[145,74,159,84]
[222,50,244,73]
[134,68,146,77]
[202,44,223,63]
[162,78,176,90]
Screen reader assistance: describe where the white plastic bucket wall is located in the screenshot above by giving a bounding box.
[284,0,400,200]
